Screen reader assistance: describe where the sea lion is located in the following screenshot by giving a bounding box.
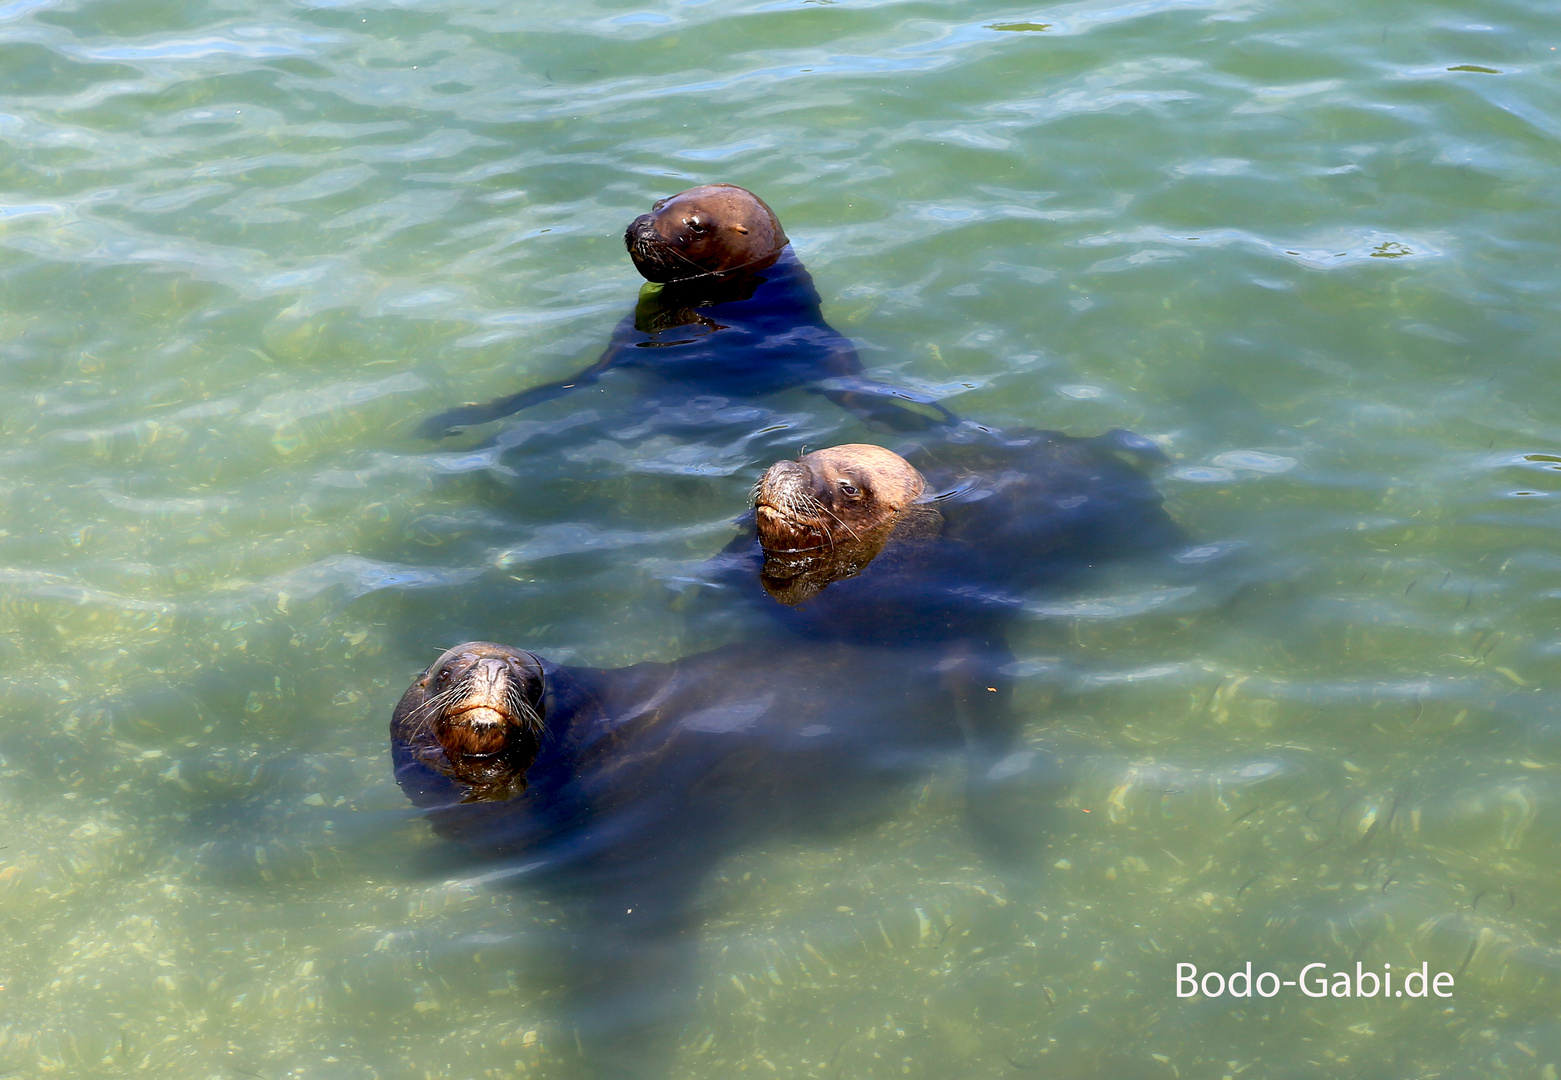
[389,636,1039,1078]
[417,183,954,437]
[694,427,1184,644]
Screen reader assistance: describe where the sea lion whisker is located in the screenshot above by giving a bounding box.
[816,504,860,544]
[665,249,777,282]
[777,492,815,519]
[631,231,780,284]
[635,233,710,276]
[505,685,546,739]
[418,682,464,711]
[418,674,513,720]
[756,473,882,552]
[631,235,684,274]
[637,236,677,265]
[783,490,834,540]
[659,241,714,273]
[814,521,835,549]
[413,692,465,726]
[639,233,777,283]
[784,490,828,522]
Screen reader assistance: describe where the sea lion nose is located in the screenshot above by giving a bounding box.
[474,657,508,691]
[624,213,657,250]
[756,459,810,506]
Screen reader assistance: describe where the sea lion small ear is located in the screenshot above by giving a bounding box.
[732,224,749,234]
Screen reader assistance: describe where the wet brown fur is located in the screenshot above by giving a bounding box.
[624,183,789,284]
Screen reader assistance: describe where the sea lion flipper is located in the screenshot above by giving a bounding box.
[936,648,1058,897]
[815,375,958,432]
[416,356,615,438]
[1085,427,1171,469]
[964,743,1064,901]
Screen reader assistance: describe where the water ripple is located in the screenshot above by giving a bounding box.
[1,0,1558,1073]
[62,25,341,63]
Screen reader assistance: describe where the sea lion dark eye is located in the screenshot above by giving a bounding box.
[838,482,860,497]
[686,215,706,234]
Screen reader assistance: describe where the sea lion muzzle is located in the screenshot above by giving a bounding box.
[623,213,661,252]
[624,214,694,283]
[435,656,534,758]
[754,459,832,552]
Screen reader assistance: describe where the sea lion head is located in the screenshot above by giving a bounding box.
[624,183,789,284]
[391,642,547,798]
[753,444,926,554]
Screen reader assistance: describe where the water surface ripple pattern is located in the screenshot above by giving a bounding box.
[1,0,1559,1075]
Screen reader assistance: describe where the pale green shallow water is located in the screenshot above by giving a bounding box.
[3,0,1561,1076]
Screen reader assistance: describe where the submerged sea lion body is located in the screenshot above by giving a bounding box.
[419,184,953,437]
[698,426,1183,644]
[391,639,1010,845]
[390,637,1030,1077]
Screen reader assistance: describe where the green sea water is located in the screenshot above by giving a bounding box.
[3,0,1560,1076]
